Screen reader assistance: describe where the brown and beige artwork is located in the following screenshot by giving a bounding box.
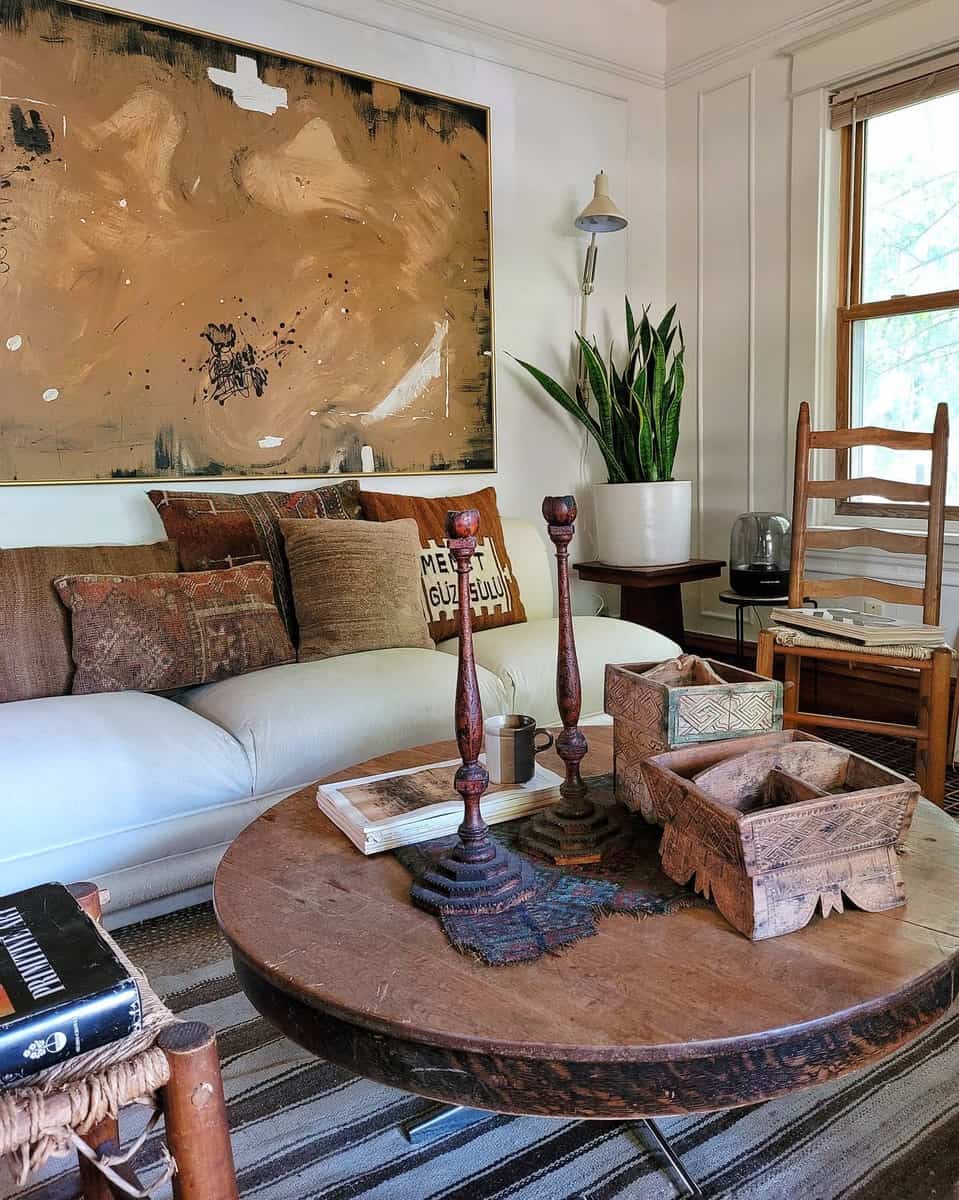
[0,0,493,483]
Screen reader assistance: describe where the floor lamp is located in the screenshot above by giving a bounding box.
[575,170,628,390]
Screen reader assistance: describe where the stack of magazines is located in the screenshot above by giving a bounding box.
[316,757,564,853]
[771,606,946,647]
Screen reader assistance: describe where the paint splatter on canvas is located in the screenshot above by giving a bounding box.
[0,0,493,482]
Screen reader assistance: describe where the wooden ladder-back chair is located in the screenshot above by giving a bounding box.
[756,400,953,807]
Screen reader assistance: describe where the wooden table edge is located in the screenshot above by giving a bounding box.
[215,887,959,1065]
[221,938,958,1118]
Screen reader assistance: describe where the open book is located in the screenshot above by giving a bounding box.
[316,757,564,854]
[771,606,945,646]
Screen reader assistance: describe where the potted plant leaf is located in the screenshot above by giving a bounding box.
[511,299,689,567]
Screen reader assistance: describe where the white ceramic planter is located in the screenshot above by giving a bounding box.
[592,480,692,567]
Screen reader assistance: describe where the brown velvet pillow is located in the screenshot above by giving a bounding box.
[0,540,180,703]
[148,480,363,641]
[54,564,294,695]
[281,518,433,662]
[358,486,526,643]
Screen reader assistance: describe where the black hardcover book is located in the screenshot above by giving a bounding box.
[0,883,141,1087]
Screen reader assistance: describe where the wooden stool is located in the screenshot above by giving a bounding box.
[0,883,238,1200]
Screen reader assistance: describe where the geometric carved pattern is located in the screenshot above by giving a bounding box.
[673,686,779,744]
[746,796,910,872]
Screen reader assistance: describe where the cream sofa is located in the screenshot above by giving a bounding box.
[1,519,679,925]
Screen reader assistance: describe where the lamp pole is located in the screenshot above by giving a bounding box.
[574,171,627,394]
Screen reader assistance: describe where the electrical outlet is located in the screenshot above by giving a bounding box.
[863,599,884,617]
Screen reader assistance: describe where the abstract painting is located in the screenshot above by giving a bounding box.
[0,0,494,482]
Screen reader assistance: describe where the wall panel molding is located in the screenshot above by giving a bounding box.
[290,0,666,89]
[695,71,755,626]
[667,0,919,87]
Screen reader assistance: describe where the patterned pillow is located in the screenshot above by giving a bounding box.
[148,480,362,641]
[358,486,526,643]
[54,564,294,695]
[0,540,179,703]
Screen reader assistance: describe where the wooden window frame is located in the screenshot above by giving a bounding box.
[835,121,959,520]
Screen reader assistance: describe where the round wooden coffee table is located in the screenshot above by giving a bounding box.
[214,726,959,1121]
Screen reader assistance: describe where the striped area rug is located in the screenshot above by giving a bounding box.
[3,901,957,1200]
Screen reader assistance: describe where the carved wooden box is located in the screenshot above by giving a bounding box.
[640,730,920,940]
[604,655,783,821]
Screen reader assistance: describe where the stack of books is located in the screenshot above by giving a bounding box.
[316,757,564,853]
[1,884,142,1087]
[771,606,946,647]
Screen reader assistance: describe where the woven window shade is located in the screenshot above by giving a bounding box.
[830,49,959,129]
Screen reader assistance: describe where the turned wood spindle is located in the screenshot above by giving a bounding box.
[410,510,536,915]
[448,508,495,865]
[521,496,620,865]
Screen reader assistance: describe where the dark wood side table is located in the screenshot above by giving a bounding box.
[574,558,725,646]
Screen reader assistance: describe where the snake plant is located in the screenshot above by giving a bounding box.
[511,299,685,484]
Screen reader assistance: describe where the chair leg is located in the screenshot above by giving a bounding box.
[69,882,103,923]
[756,628,775,677]
[157,1022,238,1200]
[948,668,959,767]
[920,649,951,807]
[77,1116,119,1200]
[782,655,801,727]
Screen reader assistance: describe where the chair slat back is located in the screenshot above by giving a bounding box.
[788,402,949,625]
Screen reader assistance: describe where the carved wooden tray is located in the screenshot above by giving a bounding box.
[641,730,920,940]
[605,655,783,820]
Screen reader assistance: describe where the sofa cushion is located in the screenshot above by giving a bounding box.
[281,518,432,661]
[0,692,254,895]
[0,540,179,703]
[437,617,681,723]
[359,486,526,643]
[148,480,362,641]
[55,563,294,694]
[180,648,511,796]
[500,518,553,621]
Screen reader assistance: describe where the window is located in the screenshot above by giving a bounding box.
[835,72,959,517]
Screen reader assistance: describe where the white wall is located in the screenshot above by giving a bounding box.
[1,0,666,609]
[666,0,959,641]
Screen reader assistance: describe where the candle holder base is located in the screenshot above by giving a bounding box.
[410,844,537,916]
[522,798,622,867]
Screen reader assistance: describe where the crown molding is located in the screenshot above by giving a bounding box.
[289,0,666,89]
[665,0,920,86]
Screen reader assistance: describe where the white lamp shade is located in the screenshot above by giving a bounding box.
[575,171,627,233]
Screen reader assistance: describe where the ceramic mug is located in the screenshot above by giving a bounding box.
[484,715,554,785]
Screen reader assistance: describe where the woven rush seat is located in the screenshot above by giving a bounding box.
[0,929,176,1185]
[768,625,957,662]
[0,885,237,1200]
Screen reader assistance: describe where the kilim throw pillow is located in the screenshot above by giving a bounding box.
[54,563,294,695]
[147,480,363,642]
[281,518,434,662]
[358,487,526,644]
[0,540,180,703]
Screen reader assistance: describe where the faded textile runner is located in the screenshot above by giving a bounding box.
[395,776,703,965]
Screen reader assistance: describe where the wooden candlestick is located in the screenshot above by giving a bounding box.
[410,509,537,915]
[522,496,620,865]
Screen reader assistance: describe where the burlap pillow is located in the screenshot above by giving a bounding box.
[148,480,362,641]
[358,487,526,643]
[281,518,433,662]
[0,541,179,703]
[54,564,294,695]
